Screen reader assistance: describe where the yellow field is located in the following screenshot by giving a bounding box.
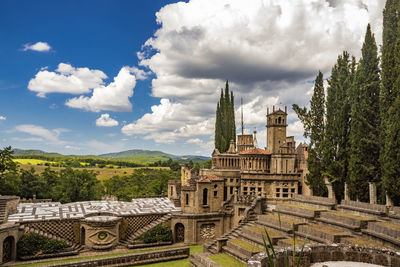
[18,164,170,181]
[13,159,56,165]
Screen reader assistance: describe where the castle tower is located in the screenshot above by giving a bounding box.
[266,106,287,154]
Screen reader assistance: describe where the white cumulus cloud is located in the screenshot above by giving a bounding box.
[23,41,51,52]
[96,114,119,127]
[66,67,136,112]
[28,63,107,97]
[15,124,67,144]
[125,0,384,149]
[0,116,6,121]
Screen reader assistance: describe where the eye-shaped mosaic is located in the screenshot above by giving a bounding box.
[89,230,116,245]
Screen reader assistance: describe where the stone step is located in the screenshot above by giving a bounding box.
[240,225,287,246]
[277,237,316,247]
[296,224,351,243]
[362,221,400,247]
[223,244,251,262]
[317,211,375,231]
[257,214,307,233]
[226,238,263,259]
[276,203,327,220]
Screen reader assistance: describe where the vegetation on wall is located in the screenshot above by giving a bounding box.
[135,225,172,243]
[215,81,236,153]
[17,233,69,257]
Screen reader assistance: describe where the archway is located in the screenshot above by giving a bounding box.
[81,227,86,245]
[2,236,14,263]
[175,223,185,243]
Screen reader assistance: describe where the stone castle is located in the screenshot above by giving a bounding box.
[1,106,400,266]
[167,106,311,244]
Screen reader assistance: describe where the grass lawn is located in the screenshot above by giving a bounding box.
[13,245,201,267]
[208,253,246,267]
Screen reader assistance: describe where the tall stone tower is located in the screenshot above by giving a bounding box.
[266,106,287,154]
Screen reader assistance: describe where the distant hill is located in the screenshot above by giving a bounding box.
[13,149,63,157]
[13,148,210,164]
[100,149,179,159]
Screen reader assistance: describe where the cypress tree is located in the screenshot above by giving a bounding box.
[382,11,400,205]
[214,81,236,152]
[348,25,381,202]
[293,71,327,196]
[323,51,353,201]
[380,0,400,205]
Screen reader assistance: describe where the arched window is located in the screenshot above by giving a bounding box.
[203,188,208,205]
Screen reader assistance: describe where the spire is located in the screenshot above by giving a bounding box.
[241,97,244,135]
[253,127,258,147]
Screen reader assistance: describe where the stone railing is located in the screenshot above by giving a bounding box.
[218,193,235,213]
[236,194,256,205]
[248,244,400,267]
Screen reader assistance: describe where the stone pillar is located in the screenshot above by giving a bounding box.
[324,177,335,201]
[344,182,350,201]
[369,182,377,205]
[386,191,393,207]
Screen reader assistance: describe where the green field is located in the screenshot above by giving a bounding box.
[18,164,171,181]
[13,158,56,165]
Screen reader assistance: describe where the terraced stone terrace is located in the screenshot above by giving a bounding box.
[297,224,351,243]
[196,196,400,267]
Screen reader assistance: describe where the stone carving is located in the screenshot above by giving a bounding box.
[200,223,215,240]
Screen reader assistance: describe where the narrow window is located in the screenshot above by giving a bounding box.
[171,186,173,195]
[185,193,189,205]
[203,188,208,205]
[214,191,218,197]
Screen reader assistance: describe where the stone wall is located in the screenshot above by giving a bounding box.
[44,246,190,267]
[248,244,400,267]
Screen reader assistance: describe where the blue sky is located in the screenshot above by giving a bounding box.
[0,0,384,156]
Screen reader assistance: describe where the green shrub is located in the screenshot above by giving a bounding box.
[17,233,69,257]
[136,225,172,243]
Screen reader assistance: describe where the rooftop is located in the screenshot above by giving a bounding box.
[7,197,181,222]
[239,147,272,155]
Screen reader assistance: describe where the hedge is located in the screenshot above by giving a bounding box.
[17,233,69,257]
[136,225,172,243]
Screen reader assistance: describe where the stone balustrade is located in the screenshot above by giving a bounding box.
[338,200,387,217]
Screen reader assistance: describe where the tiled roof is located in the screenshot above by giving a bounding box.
[198,175,224,183]
[239,147,272,155]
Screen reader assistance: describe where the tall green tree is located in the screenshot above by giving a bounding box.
[293,71,327,196]
[214,81,236,152]
[348,25,381,202]
[380,0,400,205]
[0,146,19,195]
[323,51,354,201]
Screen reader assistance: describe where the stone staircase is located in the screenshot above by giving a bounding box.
[124,213,172,247]
[19,224,83,252]
[0,199,6,223]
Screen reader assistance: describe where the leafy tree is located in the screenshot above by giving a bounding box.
[0,146,19,195]
[54,168,104,203]
[293,71,327,196]
[18,168,45,199]
[215,81,236,152]
[323,51,354,201]
[348,25,381,202]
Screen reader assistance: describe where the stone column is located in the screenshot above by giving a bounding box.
[369,182,377,205]
[386,191,393,207]
[344,182,350,201]
[324,177,335,202]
